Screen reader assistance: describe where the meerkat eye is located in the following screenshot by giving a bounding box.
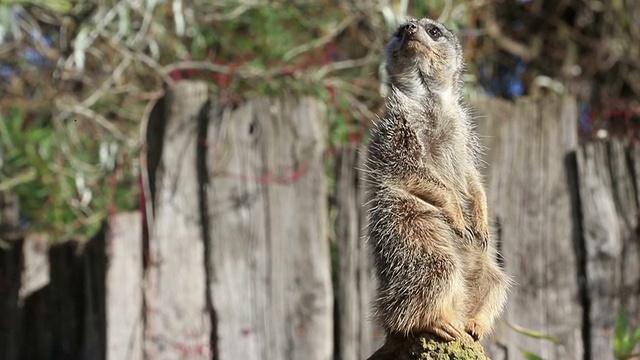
[427,26,443,40]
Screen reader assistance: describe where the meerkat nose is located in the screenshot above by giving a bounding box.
[406,23,418,35]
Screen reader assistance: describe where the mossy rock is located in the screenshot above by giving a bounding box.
[368,333,489,360]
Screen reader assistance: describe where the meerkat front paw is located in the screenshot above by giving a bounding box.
[465,318,490,341]
[468,197,490,249]
[465,321,484,341]
[442,201,474,244]
[450,216,474,244]
[472,220,490,250]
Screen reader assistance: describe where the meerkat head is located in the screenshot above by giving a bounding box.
[385,18,464,95]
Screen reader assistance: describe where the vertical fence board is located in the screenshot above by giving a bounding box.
[19,234,49,302]
[44,231,106,360]
[206,97,332,360]
[18,234,50,360]
[577,141,619,360]
[146,82,212,359]
[0,240,23,360]
[577,140,640,360]
[0,194,22,360]
[106,212,143,360]
[6,92,640,360]
[335,145,383,360]
[608,141,640,333]
[626,145,640,328]
[476,97,583,360]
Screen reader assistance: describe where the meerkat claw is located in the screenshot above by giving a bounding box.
[474,230,489,249]
[466,328,480,341]
[429,323,465,342]
[454,227,475,244]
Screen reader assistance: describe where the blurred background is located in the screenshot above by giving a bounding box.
[1,1,639,360]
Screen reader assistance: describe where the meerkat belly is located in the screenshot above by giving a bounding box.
[422,149,470,189]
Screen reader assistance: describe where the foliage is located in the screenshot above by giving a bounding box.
[0,108,136,241]
[614,309,640,360]
[0,0,386,240]
[508,321,562,345]
[476,0,640,139]
[520,349,544,360]
[2,0,640,239]
[507,321,562,360]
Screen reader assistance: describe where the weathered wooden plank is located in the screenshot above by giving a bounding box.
[0,239,23,360]
[475,96,583,359]
[626,144,640,329]
[81,227,108,360]
[335,145,383,360]
[610,141,640,336]
[577,141,619,360]
[0,194,23,360]
[106,212,143,360]
[46,243,82,359]
[146,82,212,359]
[18,234,49,303]
[206,97,333,359]
[43,231,106,360]
[577,139,640,360]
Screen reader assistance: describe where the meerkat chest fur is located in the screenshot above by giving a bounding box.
[386,85,474,188]
[380,17,478,187]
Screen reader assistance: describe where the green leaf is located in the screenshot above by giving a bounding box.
[508,322,563,344]
[615,309,630,345]
[613,309,637,359]
[633,327,640,344]
[520,349,544,360]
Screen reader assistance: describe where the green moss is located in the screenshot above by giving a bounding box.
[418,336,488,359]
[369,334,488,360]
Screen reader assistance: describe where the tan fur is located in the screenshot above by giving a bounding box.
[366,18,509,341]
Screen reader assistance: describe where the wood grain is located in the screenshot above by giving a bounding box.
[106,212,143,360]
[335,145,383,360]
[206,97,333,359]
[577,140,640,360]
[475,96,583,360]
[146,82,212,359]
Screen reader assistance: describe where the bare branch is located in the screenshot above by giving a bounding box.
[54,96,130,144]
[484,12,536,61]
[283,14,359,62]
[311,55,378,80]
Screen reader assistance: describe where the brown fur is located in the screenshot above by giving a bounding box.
[366,18,509,341]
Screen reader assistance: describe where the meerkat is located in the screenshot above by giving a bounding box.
[366,18,509,342]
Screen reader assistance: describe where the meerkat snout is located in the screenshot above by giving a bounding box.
[385,18,465,95]
[405,22,417,35]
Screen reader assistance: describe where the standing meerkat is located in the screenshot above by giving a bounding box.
[366,18,509,341]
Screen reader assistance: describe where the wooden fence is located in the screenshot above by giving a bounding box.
[1,81,639,360]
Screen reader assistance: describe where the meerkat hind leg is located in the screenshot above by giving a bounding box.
[371,186,471,342]
[464,259,509,340]
[414,257,469,342]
